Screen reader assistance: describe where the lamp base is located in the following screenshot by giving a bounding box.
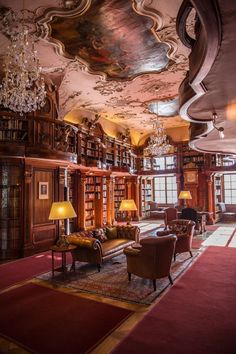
[56,235,69,248]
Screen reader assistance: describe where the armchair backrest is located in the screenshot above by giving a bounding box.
[168,219,195,237]
[139,235,177,278]
[181,207,198,223]
[116,225,140,242]
[164,207,178,227]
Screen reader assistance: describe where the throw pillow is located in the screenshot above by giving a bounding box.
[93,228,107,243]
[106,226,118,239]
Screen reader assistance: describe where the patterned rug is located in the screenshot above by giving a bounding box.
[38,249,201,305]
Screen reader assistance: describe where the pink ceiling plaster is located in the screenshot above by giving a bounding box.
[0,0,190,144]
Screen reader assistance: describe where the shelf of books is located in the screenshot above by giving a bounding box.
[141,177,153,218]
[114,177,127,221]
[0,116,28,142]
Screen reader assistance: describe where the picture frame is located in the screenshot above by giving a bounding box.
[39,182,49,199]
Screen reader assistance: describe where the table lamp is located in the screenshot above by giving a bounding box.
[178,190,192,208]
[49,201,77,247]
[119,199,137,224]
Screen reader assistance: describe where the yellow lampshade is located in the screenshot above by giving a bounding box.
[119,199,137,211]
[49,201,77,220]
[178,191,192,200]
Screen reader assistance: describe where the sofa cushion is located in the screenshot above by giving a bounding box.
[93,228,107,243]
[67,234,98,249]
[102,239,134,256]
[106,226,118,239]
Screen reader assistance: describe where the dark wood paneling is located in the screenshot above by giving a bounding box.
[33,227,56,245]
[33,169,54,226]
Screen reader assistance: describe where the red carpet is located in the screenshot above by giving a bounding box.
[112,246,236,354]
[0,251,71,291]
[0,283,133,354]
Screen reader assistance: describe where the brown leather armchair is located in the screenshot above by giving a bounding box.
[156,219,195,261]
[123,235,177,291]
[164,207,178,230]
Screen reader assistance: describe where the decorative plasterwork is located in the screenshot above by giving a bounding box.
[0,0,191,145]
[148,98,179,117]
[37,0,179,80]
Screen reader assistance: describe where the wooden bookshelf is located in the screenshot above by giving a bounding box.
[0,116,28,142]
[0,164,23,259]
[114,177,127,221]
[105,138,115,168]
[141,177,153,218]
[214,174,223,222]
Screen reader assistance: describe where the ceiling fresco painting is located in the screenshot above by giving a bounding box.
[41,0,174,80]
[0,0,192,144]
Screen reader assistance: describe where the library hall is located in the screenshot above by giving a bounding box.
[0,1,236,353]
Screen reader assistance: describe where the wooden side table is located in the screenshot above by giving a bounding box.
[51,244,77,277]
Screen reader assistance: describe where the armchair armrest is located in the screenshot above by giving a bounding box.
[67,235,100,250]
[123,246,141,257]
[156,230,172,237]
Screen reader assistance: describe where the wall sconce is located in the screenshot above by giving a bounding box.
[213,112,224,139]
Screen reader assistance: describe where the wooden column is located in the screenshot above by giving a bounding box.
[111,177,115,224]
[176,173,182,198]
[207,173,215,224]
[106,176,112,225]
[58,167,70,234]
[127,178,132,199]
[79,174,86,229]
[134,176,140,220]
[138,177,143,218]
[23,164,34,256]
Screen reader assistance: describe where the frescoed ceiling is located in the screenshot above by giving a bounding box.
[0,0,192,145]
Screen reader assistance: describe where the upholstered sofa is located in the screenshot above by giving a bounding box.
[67,225,140,271]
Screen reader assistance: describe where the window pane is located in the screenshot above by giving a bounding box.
[224,175,230,182]
[232,190,236,197]
[224,197,231,204]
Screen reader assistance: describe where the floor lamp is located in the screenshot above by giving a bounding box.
[119,199,137,224]
[178,190,192,208]
[49,201,77,247]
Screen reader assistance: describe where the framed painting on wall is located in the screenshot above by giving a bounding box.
[39,182,49,199]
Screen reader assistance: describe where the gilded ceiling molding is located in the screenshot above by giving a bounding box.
[37,0,174,81]
[37,0,91,39]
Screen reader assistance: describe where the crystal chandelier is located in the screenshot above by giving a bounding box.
[0,9,46,115]
[144,119,172,157]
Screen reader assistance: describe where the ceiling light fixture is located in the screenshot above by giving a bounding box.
[0,1,46,115]
[212,112,224,139]
[144,118,172,157]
